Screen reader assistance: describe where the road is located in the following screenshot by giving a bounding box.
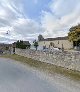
[0,58,80,92]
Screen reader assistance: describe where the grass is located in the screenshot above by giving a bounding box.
[1,54,80,81]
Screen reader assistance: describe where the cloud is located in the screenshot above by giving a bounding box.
[50,0,80,17]
[0,35,16,43]
[0,0,44,43]
[41,0,80,38]
[12,18,42,35]
[11,18,44,41]
[0,0,80,43]
[0,0,22,27]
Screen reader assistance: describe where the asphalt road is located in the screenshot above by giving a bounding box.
[0,58,80,92]
[0,58,59,92]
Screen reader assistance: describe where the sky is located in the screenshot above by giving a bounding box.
[0,0,80,43]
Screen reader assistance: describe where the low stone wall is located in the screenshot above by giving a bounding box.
[15,48,80,71]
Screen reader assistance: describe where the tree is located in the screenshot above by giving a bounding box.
[16,40,31,49]
[68,24,80,42]
[33,40,39,50]
[16,40,19,48]
[68,24,80,48]
[38,34,44,41]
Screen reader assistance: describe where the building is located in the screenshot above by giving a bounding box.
[23,41,31,46]
[38,36,73,50]
[0,43,12,52]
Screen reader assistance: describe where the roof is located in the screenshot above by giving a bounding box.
[23,41,31,45]
[0,43,12,46]
[40,36,68,41]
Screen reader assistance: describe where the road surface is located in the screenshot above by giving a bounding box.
[0,58,80,92]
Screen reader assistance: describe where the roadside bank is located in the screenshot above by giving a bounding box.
[1,54,80,81]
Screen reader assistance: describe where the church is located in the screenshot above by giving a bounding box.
[38,35,73,50]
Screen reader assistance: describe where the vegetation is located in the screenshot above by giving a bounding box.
[38,34,44,41]
[68,24,80,42]
[68,24,80,49]
[16,40,31,49]
[33,40,39,50]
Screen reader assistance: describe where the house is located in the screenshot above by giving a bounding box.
[38,36,73,50]
[23,41,31,46]
[0,43,12,51]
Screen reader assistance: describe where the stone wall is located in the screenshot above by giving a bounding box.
[15,48,80,71]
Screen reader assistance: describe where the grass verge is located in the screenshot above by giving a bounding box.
[1,54,80,81]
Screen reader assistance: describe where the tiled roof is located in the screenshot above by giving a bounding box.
[23,41,31,45]
[40,36,68,41]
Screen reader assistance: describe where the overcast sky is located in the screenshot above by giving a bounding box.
[0,0,80,43]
